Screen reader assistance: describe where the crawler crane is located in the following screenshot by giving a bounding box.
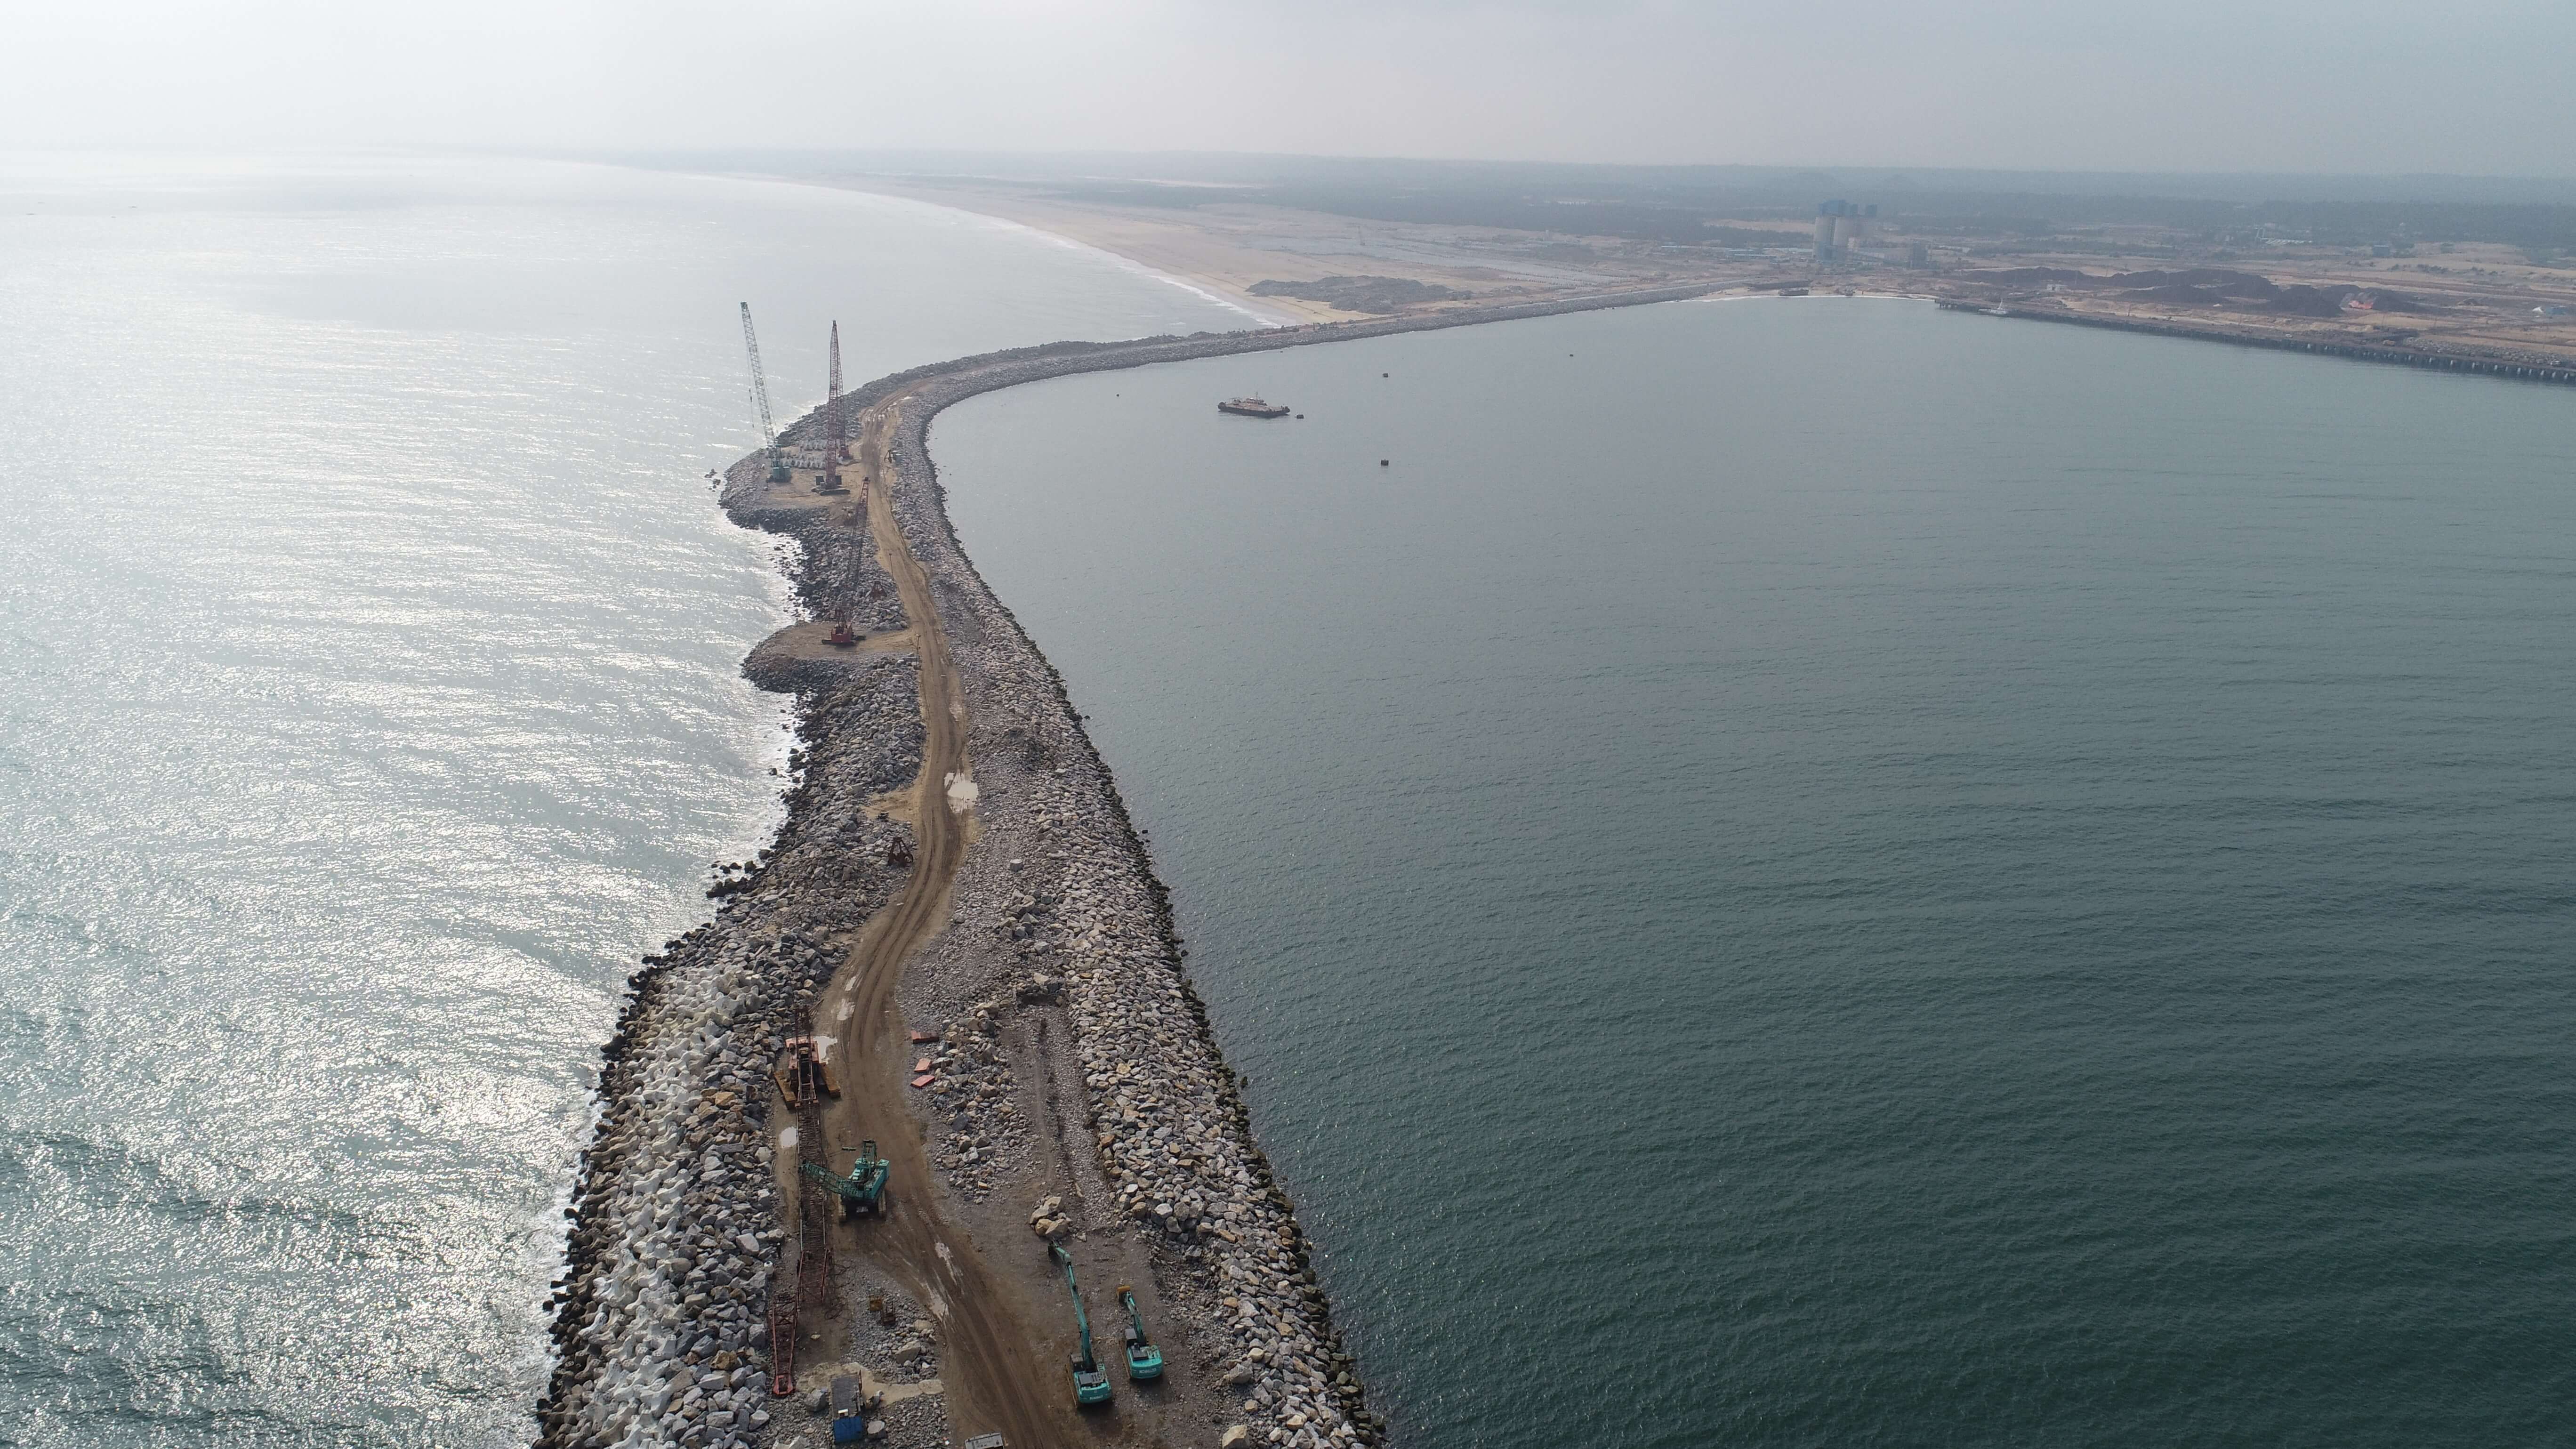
[739,302,790,484]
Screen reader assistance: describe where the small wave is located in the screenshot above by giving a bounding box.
[950,209,1298,328]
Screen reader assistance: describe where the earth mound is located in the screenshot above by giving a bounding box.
[1248,275,1472,314]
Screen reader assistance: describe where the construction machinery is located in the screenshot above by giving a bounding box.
[767,1242,803,1399]
[768,1034,845,1399]
[800,1140,890,1219]
[817,322,847,493]
[828,1373,886,1445]
[1116,1286,1163,1381]
[1050,1243,1114,1407]
[773,1036,839,1106]
[740,303,791,484]
[827,622,860,648]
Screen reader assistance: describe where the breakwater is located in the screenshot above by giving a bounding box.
[1938,298,2576,385]
[535,282,1717,1449]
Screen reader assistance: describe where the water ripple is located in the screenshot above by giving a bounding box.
[0,152,1249,1446]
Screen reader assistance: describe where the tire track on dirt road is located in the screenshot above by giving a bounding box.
[805,395,1086,1449]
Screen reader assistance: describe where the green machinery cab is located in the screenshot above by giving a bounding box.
[1051,1244,1114,1407]
[1117,1286,1163,1380]
[800,1140,889,1219]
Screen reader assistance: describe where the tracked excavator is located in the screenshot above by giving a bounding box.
[1117,1285,1163,1380]
[1050,1243,1114,1407]
[800,1140,890,1219]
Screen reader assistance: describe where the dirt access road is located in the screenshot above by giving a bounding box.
[802,393,1093,1449]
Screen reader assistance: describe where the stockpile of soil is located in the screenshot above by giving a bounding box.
[1248,275,1472,314]
[1970,265,2426,316]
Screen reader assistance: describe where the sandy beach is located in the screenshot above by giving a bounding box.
[841,176,1707,324]
[813,172,2576,378]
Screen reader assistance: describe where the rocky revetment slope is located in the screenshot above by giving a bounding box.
[535,284,1715,1449]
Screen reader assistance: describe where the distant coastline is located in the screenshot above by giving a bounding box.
[772,170,2576,385]
[1937,298,2576,386]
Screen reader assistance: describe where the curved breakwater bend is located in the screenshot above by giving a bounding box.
[533,284,1717,1449]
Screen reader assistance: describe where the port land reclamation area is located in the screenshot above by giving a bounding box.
[805,163,2576,381]
[541,162,2576,1449]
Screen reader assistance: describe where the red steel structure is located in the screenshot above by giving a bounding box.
[769,1041,840,1397]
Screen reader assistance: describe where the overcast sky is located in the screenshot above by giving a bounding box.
[8,0,2573,175]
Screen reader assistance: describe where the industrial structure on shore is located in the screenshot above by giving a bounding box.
[1815,199,1878,264]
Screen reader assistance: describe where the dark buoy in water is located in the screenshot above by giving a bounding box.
[1379,459,1389,467]
[1381,371,1388,378]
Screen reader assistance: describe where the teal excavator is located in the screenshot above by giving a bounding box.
[1050,1243,1114,1407]
[1117,1285,1163,1380]
[800,1140,889,1220]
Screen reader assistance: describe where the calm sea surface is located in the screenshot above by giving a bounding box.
[0,153,1249,1447]
[935,298,2576,1447]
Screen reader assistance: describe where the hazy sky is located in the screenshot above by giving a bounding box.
[8,0,2574,175]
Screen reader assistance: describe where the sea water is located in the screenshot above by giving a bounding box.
[0,153,1250,1447]
[935,298,2576,1447]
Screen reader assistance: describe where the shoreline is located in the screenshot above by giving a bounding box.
[1936,298,2576,385]
[721,169,1334,326]
[534,281,1718,1449]
[791,175,1648,326]
[792,170,2576,383]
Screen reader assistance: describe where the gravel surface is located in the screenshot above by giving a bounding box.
[535,284,1713,1448]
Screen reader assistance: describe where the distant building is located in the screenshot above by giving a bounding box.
[1815,200,1879,265]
